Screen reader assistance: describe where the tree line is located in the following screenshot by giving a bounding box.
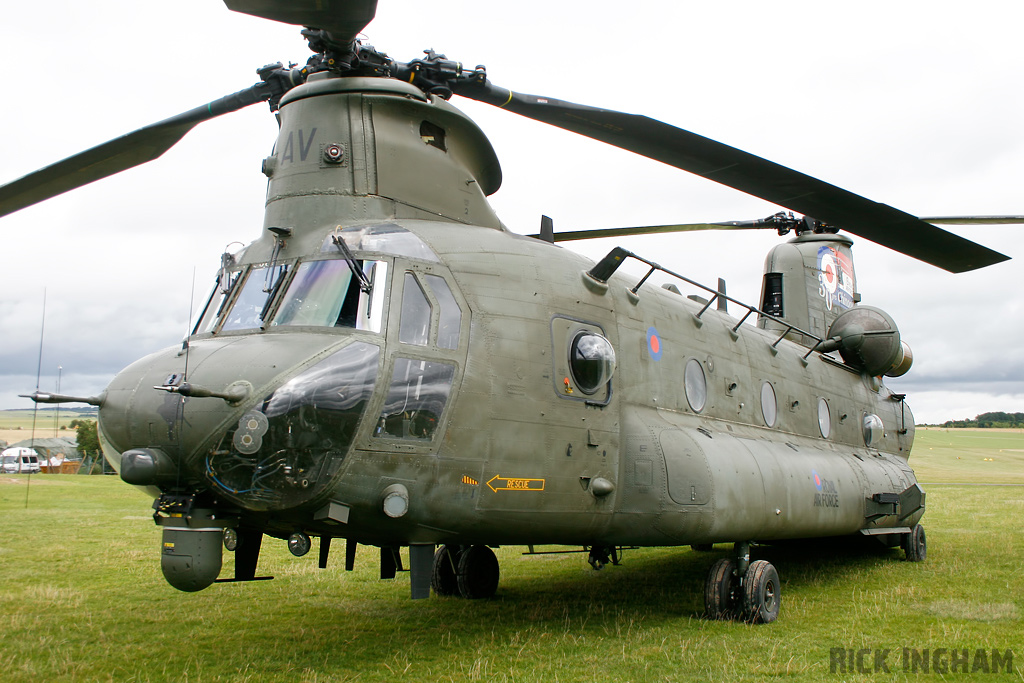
[941,412,1024,428]
[69,418,100,454]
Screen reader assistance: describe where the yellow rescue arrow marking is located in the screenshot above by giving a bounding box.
[486,475,546,492]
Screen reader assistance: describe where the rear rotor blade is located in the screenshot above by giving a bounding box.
[0,84,275,218]
[544,222,761,242]
[924,216,1024,225]
[224,0,377,43]
[456,81,1009,273]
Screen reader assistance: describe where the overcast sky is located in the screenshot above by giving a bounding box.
[1,0,1022,424]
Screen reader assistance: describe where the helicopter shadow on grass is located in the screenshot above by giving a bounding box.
[428,536,904,626]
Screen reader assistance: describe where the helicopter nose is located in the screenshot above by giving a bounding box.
[102,334,383,514]
[99,334,386,592]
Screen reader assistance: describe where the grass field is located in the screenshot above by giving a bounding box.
[0,425,1021,681]
[912,428,1024,484]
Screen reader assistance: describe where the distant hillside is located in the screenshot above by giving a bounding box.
[4,406,98,415]
[0,408,98,431]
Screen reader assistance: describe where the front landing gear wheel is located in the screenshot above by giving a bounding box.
[904,524,927,562]
[742,559,781,624]
[431,545,462,596]
[456,545,499,599]
[704,558,737,619]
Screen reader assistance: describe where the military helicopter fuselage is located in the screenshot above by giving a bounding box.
[89,74,923,616]
[13,0,1005,624]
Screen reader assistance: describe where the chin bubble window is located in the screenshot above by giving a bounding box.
[568,332,616,395]
[375,358,456,441]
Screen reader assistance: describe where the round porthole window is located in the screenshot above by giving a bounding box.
[569,331,616,395]
[684,358,707,412]
[818,398,831,438]
[761,382,777,427]
[863,414,884,447]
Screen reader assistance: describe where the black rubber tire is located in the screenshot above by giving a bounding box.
[456,545,499,599]
[742,559,781,624]
[904,524,927,562]
[691,543,714,552]
[430,545,461,596]
[704,558,737,619]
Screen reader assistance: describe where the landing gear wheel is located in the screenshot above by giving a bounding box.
[588,546,611,570]
[456,545,499,599]
[704,558,737,619]
[691,543,714,552]
[903,524,926,562]
[431,545,462,596]
[741,559,781,624]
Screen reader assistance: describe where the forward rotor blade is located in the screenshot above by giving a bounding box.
[457,81,1009,273]
[224,0,377,43]
[0,85,273,219]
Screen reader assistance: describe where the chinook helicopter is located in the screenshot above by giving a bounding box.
[1,1,1014,624]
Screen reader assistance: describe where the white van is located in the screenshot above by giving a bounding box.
[1,447,41,474]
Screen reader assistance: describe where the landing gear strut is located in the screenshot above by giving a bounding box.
[703,542,781,624]
[587,545,620,570]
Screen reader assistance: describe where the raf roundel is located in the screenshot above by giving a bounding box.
[647,327,663,361]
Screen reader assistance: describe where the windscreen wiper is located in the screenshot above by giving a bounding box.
[332,235,373,294]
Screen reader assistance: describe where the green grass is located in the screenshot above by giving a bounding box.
[1,474,1022,682]
[910,428,1024,484]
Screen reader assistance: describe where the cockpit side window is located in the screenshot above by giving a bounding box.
[425,274,461,349]
[396,271,464,350]
[193,275,235,335]
[398,273,431,346]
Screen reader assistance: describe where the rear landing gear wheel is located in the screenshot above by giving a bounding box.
[431,545,462,596]
[456,545,499,599]
[704,558,737,619]
[903,524,926,562]
[741,559,781,624]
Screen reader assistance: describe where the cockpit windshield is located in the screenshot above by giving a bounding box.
[196,223,440,336]
[195,257,389,335]
[220,266,279,332]
[273,259,387,332]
